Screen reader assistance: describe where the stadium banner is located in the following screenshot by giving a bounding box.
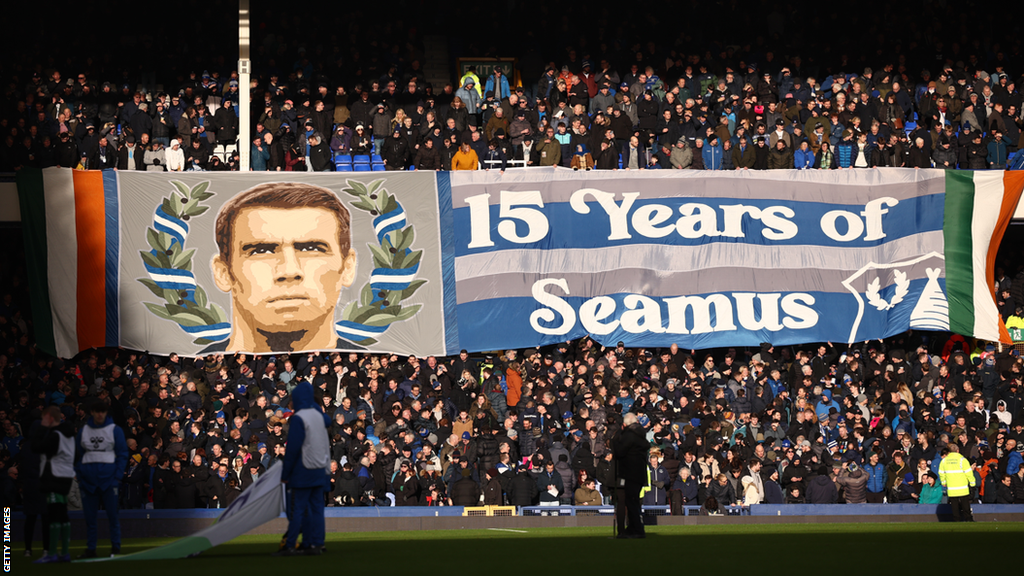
[81,462,286,562]
[448,168,1024,350]
[17,167,1024,358]
[17,169,455,358]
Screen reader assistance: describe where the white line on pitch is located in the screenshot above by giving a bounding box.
[486,528,528,533]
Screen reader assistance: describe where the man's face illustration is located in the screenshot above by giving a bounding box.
[213,206,356,348]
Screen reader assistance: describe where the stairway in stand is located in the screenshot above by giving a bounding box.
[423,35,451,91]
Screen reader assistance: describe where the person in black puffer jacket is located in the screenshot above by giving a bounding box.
[450,475,481,506]
[476,429,500,474]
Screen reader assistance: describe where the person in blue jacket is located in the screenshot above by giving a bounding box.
[275,381,331,556]
[835,130,856,168]
[484,68,511,102]
[703,135,724,170]
[75,399,128,558]
[863,451,888,503]
[794,140,815,169]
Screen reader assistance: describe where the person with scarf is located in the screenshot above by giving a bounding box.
[570,143,594,170]
[814,141,838,169]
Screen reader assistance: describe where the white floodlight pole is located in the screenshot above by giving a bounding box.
[238,0,251,170]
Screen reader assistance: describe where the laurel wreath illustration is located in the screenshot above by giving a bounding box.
[335,178,424,346]
[866,270,910,311]
[138,178,424,347]
[138,181,231,344]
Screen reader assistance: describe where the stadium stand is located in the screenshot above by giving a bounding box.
[2,6,1024,557]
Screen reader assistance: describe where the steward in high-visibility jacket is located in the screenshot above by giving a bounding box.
[1006,308,1024,342]
[938,445,976,497]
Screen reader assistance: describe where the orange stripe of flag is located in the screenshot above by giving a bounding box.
[72,170,107,350]
[989,171,1024,343]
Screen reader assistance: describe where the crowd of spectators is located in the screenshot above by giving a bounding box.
[4,252,1024,518]
[2,26,1022,173]
[3,3,1024,527]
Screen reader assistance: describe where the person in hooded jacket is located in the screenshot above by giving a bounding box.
[382,128,409,170]
[752,136,770,169]
[308,132,333,172]
[75,400,128,558]
[31,406,76,563]
[806,466,838,503]
[793,141,815,169]
[275,382,330,556]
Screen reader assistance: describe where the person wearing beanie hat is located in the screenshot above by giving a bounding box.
[76,400,128,558]
[382,124,409,170]
[483,468,504,505]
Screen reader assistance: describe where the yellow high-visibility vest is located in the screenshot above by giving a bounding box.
[938,452,975,497]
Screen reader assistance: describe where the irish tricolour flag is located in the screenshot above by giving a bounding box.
[944,171,1024,343]
[17,168,121,358]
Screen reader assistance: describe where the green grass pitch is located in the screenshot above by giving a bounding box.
[13,523,1022,574]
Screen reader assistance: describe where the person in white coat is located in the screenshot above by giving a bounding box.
[164,138,185,171]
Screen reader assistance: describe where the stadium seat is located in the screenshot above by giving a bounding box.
[372,163,386,171]
[335,154,352,165]
[337,164,353,171]
[371,154,383,163]
[353,163,371,171]
[353,155,371,164]
[1010,151,1024,171]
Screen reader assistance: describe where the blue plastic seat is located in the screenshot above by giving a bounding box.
[337,164,353,171]
[372,163,386,171]
[371,154,383,163]
[334,154,352,164]
[353,155,371,164]
[353,164,371,172]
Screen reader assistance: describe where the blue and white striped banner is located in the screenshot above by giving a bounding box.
[448,168,971,351]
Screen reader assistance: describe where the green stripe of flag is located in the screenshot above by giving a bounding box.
[943,170,976,336]
[16,168,56,356]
